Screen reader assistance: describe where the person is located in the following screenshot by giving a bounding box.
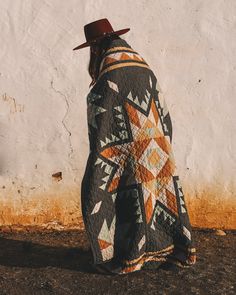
[73,18,196,275]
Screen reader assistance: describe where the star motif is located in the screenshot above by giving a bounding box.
[98,95,178,223]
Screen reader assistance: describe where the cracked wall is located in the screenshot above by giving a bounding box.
[0,0,235,230]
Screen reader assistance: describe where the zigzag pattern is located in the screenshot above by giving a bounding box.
[94,157,113,191]
[100,105,129,148]
[127,89,151,112]
[150,203,176,231]
[175,176,187,214]
[100,51,147,71]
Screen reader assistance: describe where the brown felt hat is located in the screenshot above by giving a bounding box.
[73,18,130,51]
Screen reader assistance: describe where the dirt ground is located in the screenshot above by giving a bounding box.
[0,227,235,295]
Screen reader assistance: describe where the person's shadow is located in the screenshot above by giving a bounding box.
[0,230,97,274]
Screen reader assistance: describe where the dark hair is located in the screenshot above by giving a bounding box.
[88,34,121,87]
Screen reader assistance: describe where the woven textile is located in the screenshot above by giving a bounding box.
[81,38,196,275]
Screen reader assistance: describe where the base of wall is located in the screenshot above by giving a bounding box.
[185,184,236,230]
[0,185,235,230]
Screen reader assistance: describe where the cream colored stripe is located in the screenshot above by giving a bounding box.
[123,252,146,265]
[105,46,137,55]
[122,257,167,272]
[123,244,174,265]
[98,62,150,80]
[144,257,166,263]
[145,245,174,255]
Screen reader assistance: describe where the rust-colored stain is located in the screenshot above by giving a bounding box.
[0,184,235,230]
[184,183,236,230]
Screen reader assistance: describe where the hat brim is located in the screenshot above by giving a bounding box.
[73,28,130,51]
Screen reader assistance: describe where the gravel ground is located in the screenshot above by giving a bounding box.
[0,228,235,295]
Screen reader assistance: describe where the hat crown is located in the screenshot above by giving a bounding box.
[84,18,114,42]
[73,18,130,50]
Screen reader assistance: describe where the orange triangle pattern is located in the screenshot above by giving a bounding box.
[101,50,147,69]
[120,53,132,60]
[98,238,112,250]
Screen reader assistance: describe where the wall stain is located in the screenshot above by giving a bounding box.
[184,184,236,230]
[52,172,62,182]
[1,93,24,113]
[0,185,235,230]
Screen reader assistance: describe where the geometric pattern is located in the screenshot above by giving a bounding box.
[138,235,146,251]
[81,38,196,275]
[175,176,187,214]
[87,91,106,130]
[183,225,191,240]
[99,96,176,227]
[150,202,176,231]
[107,80,119,92]
[99,105,129,148]
[127,89,151,112]
[99,49,149,78]
[154,91,173,142]
[97,216,116,261]
[91,200,102,215]
[94,157,113,191]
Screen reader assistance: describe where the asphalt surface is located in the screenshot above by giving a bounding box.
[0,228,235,295]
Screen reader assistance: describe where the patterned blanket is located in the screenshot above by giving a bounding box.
[81,38,196,274]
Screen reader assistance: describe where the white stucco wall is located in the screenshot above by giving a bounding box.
[0,0,235,229]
